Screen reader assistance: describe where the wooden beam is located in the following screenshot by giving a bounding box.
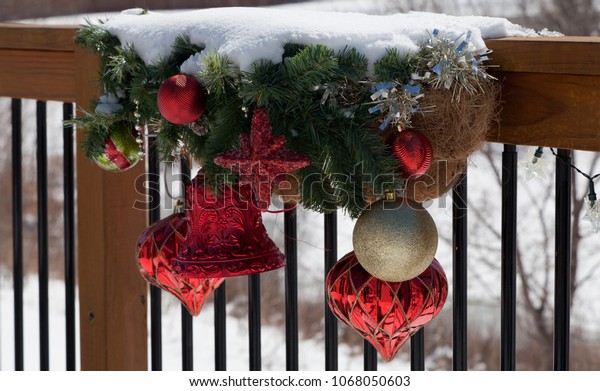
[75,46,148,371]
[0,49,76,101]
[489,71,600,152]
[0,23,78,51]
[486,36,600,76]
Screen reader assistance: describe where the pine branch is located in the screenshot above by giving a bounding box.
[129,74,159,120]
[75,19,121,54]
[104,44,143,87]
[283,43,306,59]
[336,46,369,83]
[146,56,177,84]
[240,60,287,106]
[280,45,338,96]
[181,125,208,159]
[172,35,205,65]
[198,51,239,96]
[156,120,182,160]
[373,48,417,83]
[201,99,248,160]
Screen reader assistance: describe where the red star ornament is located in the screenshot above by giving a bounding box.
[214,107,310,210]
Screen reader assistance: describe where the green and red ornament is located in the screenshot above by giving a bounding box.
[326,251,448,361]
[157,74,207,125]
[93,125,142,172]
[137,212,223,316]
[352,194,438,282]
[391,129,433,179]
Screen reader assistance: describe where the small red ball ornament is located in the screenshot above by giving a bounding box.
[326,252,448,361]
[157,74,206,125]
[391,129,433,179]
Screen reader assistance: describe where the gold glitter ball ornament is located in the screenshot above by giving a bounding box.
[352,197,438,282]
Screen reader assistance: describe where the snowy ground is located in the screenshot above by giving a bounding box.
[0,274,79,370]
[0,268,412,371]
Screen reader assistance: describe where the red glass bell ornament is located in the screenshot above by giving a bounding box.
[174,173,285,278]
[326,251,448,361]
[157,74,206,125]
[392,129,433,179]
[137,213,223,316]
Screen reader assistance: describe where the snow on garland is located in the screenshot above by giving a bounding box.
[73,8,534,217]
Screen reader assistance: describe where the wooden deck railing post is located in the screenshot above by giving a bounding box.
[75,45,148,370]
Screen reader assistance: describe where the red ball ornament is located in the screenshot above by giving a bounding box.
[326,251,448,361]
[137,213,223,316]
[392,129,433,179]
[157,74,206,125]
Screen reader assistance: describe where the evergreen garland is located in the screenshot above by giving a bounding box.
[71,23,492,218]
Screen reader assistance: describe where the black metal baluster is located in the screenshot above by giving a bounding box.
[248,274,262,371]
[452,171,468,371]
[554,149,572,371]
[148,136,163,371]
[63,103,76,371]
[12,99,24,371]
[324,212,338,371]
[37,101,49,371]
[501,145,517,371]
[150,285,163,370]
[410,329,425,371]
[181,307,194,370]
[363,341,377,371]
[214,282,227,371]
[284,206,299,370]
[180,156,193,371]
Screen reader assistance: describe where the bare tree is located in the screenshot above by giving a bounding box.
[534,0,600,36]
[383,0,445,13]
[469,145,600,370]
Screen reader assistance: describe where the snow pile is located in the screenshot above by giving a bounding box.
[102,7,537,71]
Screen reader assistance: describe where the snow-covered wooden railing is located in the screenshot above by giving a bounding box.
[1,23,599,370]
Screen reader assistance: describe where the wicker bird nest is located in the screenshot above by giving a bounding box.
[394,80,499,202]
[411,81,500,162]
[404,158,468,203]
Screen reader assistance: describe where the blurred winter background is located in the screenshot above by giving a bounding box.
[1,0,600,371]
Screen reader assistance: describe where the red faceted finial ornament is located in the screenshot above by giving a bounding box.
[326,251,448,361]
[174,172,285,278]
[137,213,223,316]
[157,74,206,124]
[392,129,433,179]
